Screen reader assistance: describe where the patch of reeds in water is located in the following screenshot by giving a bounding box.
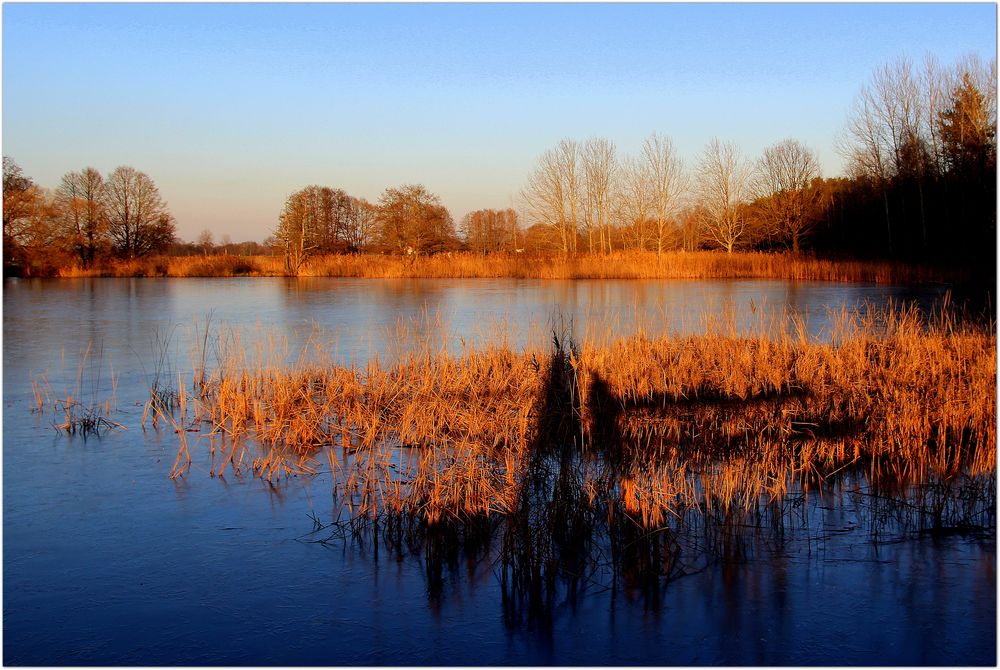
[160,302,993,519]
[32,342,124,438]
[150,302,995,616]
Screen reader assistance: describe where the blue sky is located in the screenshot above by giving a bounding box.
[3,3,996,242]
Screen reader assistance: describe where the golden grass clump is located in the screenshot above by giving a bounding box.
[32,342,123,437]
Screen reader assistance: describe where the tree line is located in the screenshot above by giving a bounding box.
[274,182,472,273]
[831,53,995,270]
[518,53,994,267]
[4,52,993,277]
[3,161,177,275]
[273,181,526,272]
[274,52,994,274]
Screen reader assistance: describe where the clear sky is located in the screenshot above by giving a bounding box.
[3,3,996,243]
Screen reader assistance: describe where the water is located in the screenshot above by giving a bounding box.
[3,277,995,665]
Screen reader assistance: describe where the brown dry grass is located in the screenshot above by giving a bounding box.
[32,342,123,437]
[157,304,995,536]
[58,254,274,278]
[57,250,960,283]
[300,250,957,283]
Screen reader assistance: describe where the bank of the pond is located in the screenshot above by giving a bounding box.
[52,250,971,284]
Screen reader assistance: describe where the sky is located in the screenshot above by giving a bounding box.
[2,3,996,243]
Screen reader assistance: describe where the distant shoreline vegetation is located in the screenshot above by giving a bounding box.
[47,250,972,285]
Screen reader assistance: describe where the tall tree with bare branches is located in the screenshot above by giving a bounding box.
[753,139,824,252]
[581,137,617,253]
[376,184,456,256]
[56,167,107,267]
[105,166,175,258]
[842,57,926,254]
[613,155,654,251]
[522,139,580,255]
[461,208,518,253]
[342,196,378,252]
[642,132,686,255]
[696,139,751,253]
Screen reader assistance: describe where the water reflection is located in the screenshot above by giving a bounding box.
[319,462,994,665]
[4,277,950,386]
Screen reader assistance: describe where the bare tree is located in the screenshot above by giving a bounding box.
[319,187,359,253]
[342,196,378,252]
[105,166,175,258]
[920,53,950,178]
[879,60,923,177]
[753,139,824,252]
[841,57,926,254]
[3,157,38,264]
[277,185,380,266]
[276,187,323,273]
[843,59,921,178]
[522,148,566,253]
[613,155,654,251]
[461,208,518,253]
[522,139,580,255]
[581,137,617,253]
[696,138,752,253]
[56,167,107,267]
[642,132,686,255]
[196,229,215,255]
[559,139,580,255]
[376,184,456,256]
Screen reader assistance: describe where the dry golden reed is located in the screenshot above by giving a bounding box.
[157,308,996,540]
[153,303,995,536]
[59,254,268,278]
[58,250,958,283]
[32,341,123,437]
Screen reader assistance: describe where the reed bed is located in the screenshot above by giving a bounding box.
[58,254,272,278]
[300,250,958,284]
[158,304,994,531]
[140,303,994,613]
[56,250,961,284]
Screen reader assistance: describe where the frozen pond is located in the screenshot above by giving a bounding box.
[3,277,994,665]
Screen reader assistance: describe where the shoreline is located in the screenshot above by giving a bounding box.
[29,250,977,285]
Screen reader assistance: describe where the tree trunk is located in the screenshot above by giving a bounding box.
[917,178,927,251]
[882,187,893,256]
